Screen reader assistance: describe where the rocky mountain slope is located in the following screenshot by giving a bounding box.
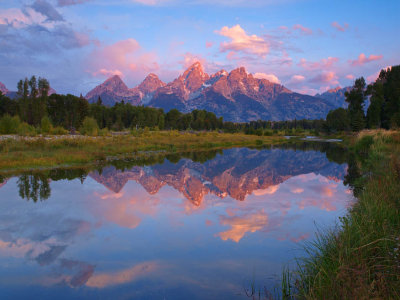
[316,86,351,109]
[85,73,165,106]
[85,62,338,122]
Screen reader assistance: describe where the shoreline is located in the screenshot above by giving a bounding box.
[0,131,289,173]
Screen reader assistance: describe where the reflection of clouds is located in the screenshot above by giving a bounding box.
[218,210,268,242]
[216,173,351,243]
[291,188,304,194]
[92,188,161,229]
[252,185,279,196]
[40,259,95,287]
[35,245,66,266]
[86,261,159,288]
[290,233,310,243]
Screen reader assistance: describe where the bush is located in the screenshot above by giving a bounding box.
[40,116,53,134]
[99,128,110,136]
[0,115,21,134]
[17,122,37,136]
[263,129,273,136]
[80,117,99,136]
[51,126,68,135]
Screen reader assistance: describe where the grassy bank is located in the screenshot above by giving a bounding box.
[285,130,400,299]
[0,131,286,172]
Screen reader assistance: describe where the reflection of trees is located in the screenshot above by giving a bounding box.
[17,174,51,202]
[16,168,89,202]
[344,153,363,197]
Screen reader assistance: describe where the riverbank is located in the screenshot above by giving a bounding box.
[286,130,400,299]
[0,131,288,173]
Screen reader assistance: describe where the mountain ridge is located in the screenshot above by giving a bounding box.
[85,62,341,121]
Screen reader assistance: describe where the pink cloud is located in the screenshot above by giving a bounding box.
[92,68,123,77]
[205,41,213,48]
[180,52,207,69]
[253,73,280,84]
[299,57,338,71]
[289,74,305,84]
[293,24,313,35]
[88,38,160,83]
[311,71,339,85]
[331,21,349,32]
[349,53,383,66]
[345,74,355,80]
[216,24,269,57]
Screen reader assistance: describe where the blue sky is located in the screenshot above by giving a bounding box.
[0,0,399,95]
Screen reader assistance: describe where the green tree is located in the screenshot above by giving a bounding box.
[80,116,99,136]
[41,116,53,134]
[325,108,350,132]
[345,77,366,131]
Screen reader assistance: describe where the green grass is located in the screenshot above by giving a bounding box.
[0,131,286,173]
[284,130,400,299]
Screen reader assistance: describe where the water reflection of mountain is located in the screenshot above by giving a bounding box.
[89,147,347,205]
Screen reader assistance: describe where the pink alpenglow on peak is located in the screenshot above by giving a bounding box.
[86,63,344,122]
[0,82,8,95]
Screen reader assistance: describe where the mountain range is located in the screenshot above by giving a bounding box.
[85,62,349,122]
[1,63,351,122]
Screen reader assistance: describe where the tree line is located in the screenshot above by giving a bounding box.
[325,65,400,132]
[1,65,399,135]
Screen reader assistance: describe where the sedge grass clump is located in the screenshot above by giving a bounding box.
[288,130,400,299]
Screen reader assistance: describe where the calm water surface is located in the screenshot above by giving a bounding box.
[0,145,353,299]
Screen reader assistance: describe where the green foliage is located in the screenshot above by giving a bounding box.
[40,116,53,134]
[80,116,99,136]
[325,108,350,132]
[51,126,68,135]
[366,65,400,129]
[0,115,21,134]
[346,77,366,132]
[17,122,37,136]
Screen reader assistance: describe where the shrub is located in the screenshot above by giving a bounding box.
[99,128,110,136]
[80,117,99,136]
[51,126,68,135]
[0,115,21,134]
[40,116,53,134]
[263,129,272,136]
[17,122,36,136]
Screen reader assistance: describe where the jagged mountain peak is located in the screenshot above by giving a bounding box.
[326,86,342,93]
[182,61,209,79]
[137,73,165,94]
[103,75,126,87]
[212,69,229,78]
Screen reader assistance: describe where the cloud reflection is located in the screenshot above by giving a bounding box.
[86,261,159,288]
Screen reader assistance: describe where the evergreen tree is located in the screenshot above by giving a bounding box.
[345,77,366,131]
